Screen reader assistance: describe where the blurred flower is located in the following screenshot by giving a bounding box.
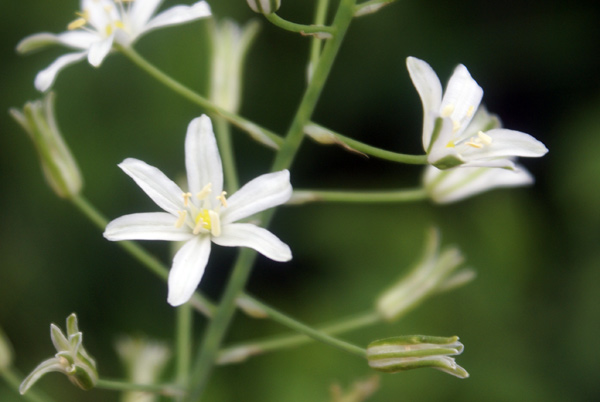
[209,19,260,113]
[104,115,292,306]
[376,228,475,321]
[406,56,547,169]
[0,327,14,371]
[20,314,97,394]
[246,0,281,15]
[10,92,83,198]
[115,336,171,402]
[367,335,468,378]
[330,376,379,402]
[17,0,211,91]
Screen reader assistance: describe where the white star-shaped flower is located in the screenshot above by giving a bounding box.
[407,56,548,170]
[17,0,211,91]
[104,115,292,306]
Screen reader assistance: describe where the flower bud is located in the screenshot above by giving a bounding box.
[10,92,83,198]
[0,327,14,371]
[367,335,469,378]
[115,337,171,402]
[247,0,281,15]
[209,19,260,113]
[376,228,475,321]
[20,314,97,394]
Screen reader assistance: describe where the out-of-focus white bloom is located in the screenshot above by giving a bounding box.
[407,56,547,170]
[0,327,14,371]
[246,0,281,15]
[20,314,97,394]
[17,0,211,91]
[104,115,292,306]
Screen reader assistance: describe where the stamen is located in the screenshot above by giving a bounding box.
[175,211,187,228]
[477,131,493,145]
[217,191,228,207]
[446,140,455,148]
[196,183,212,200]
[182,192,192,207]
[193,219,205,235]
[105,24,113,36]
[68,18,87,30]
[441,104,455,118]
[209,210,221,237]
[466,138,483,148]
[452,120,461,133]
[466,105,475,118]
[115,20,125,29]
[193,209,211,234]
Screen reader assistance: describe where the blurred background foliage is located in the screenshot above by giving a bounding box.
[1,0,599,401]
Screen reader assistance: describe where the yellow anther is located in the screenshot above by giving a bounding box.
[115,20,125,29]
[193,209,212,234]
[68,18,87,30]
[175,211,187,228]
[452,120,461,133]
[477,131,493,145]
[446,140,455,148]
[467,105,475,118]
[196,183,212,200]
[104,5,113,12]
[182,192,192,207]
[466,139,483,148]
[105,24,113,35]
[441,104,455,118]
[217,191,228,207]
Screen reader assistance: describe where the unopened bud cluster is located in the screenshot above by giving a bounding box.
[247,0,281,15]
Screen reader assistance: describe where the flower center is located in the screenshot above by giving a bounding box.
[465,131,493,149]
[174,183,227,237]
[67,0,134,37]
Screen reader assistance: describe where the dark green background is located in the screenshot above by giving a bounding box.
[1,1,599,401]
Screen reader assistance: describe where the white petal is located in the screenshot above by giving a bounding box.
[34,51,88,92]
[129,0,163,33]
[427,118,462,164]
[87,35,114,67]
[425,164,533,204]
[461,129,548,160]
[16,31,97,53]
[406,57,442,150]
[119,158,185,215]
[213,223,292,262]
[84,0,118,32]
[167,236,211,306]
[440,64,483,135]
[185,115,223,196]
[104,212,194,241]
[220,170,292,224]
[457,106,499,141]
[460,158,516,169]
[142,1,212,34]
[19,358,65,395]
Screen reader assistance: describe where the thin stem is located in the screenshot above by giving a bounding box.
[214,117,239,193]
[96,378,184,397]
[175,303,193,394]
[290,188,428,204]
[1,368,55,402]
[265,13,335,37]
[117,44,282,149]
[218,310,378,364]
[306,123,428,164]
[307,0,331,82]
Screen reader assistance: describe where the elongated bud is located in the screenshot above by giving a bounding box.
[376,228,475,321]
[367,335,469,378]
[0,327,14,371]
[10,92,83,198]
[247,0,281,15]
[20,314,97,394]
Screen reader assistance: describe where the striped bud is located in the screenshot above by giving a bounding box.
[247,0,281,14]
[367,335,469,379]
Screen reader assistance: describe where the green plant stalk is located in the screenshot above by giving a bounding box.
[117,44,282,149]
[290,188,428,204]
[214,117,239,193]
[96,378,184,397]
[175,303,193,398]
[187,1,358,400]
[307,0,331,81]
[265,13,335,36]
[1,368,55,402]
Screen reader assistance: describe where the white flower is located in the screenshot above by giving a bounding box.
[17,0,212,91]
[103,115,292,306]
[407,56,548,170]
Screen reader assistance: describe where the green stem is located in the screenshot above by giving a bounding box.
[214,117,239,193]
[1,368,55,402]
[117,44,282,149]
[307,0,331,82]
[175,303,193,395]
[96,378,184,397]
[265,13,335,37]
[219,310,377,364]
[290,188,428,204]
[307,123,428,164]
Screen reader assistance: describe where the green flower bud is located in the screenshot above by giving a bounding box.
[20,314,97,394]
[0,327,14,371]
[10,92,83,198]
[247,0,281,15]
[376,228,475,321]
[367,335,469,378]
